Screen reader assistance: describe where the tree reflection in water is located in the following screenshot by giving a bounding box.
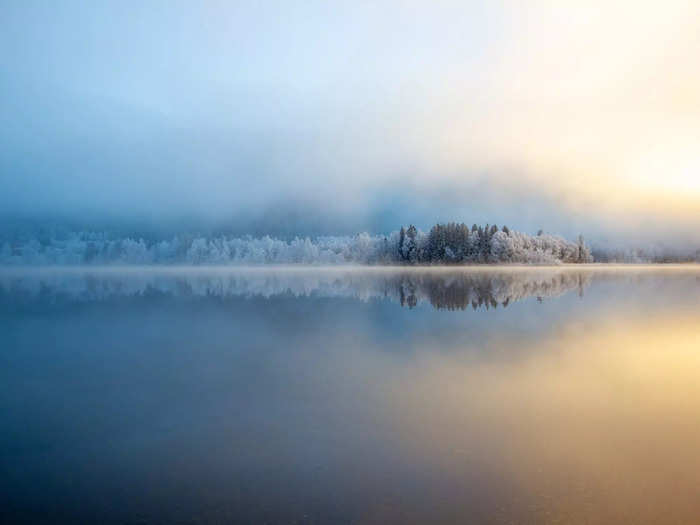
[0,267,591,311]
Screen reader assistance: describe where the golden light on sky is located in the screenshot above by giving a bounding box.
[404,1,697,220]
[437,0,700,208]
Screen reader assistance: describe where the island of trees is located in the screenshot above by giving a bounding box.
[0,222,593,265]
[396,223,592,264]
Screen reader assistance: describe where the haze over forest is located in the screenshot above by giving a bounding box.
[2,1,700,256]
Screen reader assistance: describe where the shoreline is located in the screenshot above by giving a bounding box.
[1,263,699,273]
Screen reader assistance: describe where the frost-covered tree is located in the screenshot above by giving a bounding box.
[398,226,406,261]
[405,225,418,262]
[577,235,593,263]
[0,224,595,266]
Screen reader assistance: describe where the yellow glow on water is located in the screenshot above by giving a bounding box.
[376,313,700,524]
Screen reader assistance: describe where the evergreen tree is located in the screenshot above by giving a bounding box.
[406,225,418,262]
[478,225,488,261]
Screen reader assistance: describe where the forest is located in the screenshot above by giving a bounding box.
[0,222,592,265]
[397,223,592,264]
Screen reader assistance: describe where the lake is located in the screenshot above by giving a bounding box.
[2,266,700,524]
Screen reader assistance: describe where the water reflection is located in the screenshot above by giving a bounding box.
[2,266,700,524]
[0,267,592,310]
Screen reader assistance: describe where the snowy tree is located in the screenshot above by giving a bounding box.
[0,224,596,266]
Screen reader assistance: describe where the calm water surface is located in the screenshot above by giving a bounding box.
[2,266,700,524]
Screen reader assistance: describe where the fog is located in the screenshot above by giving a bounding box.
[2,1,699,246]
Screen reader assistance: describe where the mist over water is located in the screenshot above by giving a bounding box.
[2,266,700,524]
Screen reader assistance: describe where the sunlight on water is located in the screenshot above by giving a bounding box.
[1,266,699,524]
[375,314,700,524]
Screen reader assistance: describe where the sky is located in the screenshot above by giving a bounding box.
[1,1,699,246]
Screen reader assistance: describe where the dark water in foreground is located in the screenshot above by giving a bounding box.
[2,266,700,525]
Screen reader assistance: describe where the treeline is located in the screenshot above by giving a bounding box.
[397,223,592,264]
[0,223,592,265]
